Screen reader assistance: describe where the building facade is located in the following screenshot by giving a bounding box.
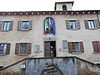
[0,1,100,72]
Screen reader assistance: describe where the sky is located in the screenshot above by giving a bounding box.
[0,0,100,11]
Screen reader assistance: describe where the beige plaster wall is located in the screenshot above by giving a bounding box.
[0,14,100,66]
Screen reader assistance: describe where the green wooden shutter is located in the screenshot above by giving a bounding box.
[76,20,80,29]
[68,42,72,53]
[9,21,13,30]
[15,43,20,55]
[94,19,100,29]
[66,20,70,30]
[0,21,3,31]
[84,20,89,29]
[17,21,22,30]
[92,41,100,52]
[27,43,31,54]
[97,41,100,52]
[29,21,32,30]
[6,43,10,55]
[79,42,84,53]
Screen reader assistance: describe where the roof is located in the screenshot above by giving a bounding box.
[55,1,74,6]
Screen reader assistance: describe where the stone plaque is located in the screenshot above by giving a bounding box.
[43,37,56,41]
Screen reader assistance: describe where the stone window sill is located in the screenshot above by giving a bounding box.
[1,30,10,32]
[87,28,97,30]
[72,52,82,54]
[19,29,30,31]
[0,54,6,56]
[17,53,29,56]
[93,52,100,54]
[68,29,80,31]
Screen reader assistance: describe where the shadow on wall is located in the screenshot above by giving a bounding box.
[0,57,100,75]
[0,71,22,75]
[76,58,100,75]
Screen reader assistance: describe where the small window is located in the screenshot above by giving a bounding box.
[0,44,7,55]
[21,21,30,30]
[15,43,31,55]
[72,42,80,52]
[69,20,77,29]
[18,21,32,31]
[19,43,28,54]
[88,20,96,29]
[62,5,67,10]
[2,21,11,31]
[68,42,84,53]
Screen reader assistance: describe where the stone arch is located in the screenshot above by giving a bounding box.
[62,5,67,10]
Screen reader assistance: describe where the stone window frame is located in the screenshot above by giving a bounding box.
[0,21,13,31]
[68,42,84,53]
[17,20,32,31]
[15,43,31,55]
[84,19,100,30]
[66,20,80,30]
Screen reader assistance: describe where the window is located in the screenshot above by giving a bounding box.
[62,5,67,10]
[0,43,10,55]
[18,21,32,30]
[69,20,76,29]
[15,43,31,55]
[72,42,80,52]
[84,20,99,29]
[88,20,96,29]
[2,21,13,31]
[66,20,80,30]
[44,17,56,35]
[0,44,7,55]
[68,42,84,53]
[21,21,30,30]
[20,43,28,54]
[92,41,100,53]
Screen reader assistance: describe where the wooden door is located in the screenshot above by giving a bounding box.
[44,41,56,57]
[44,41,51,57]
[50,41,56,57]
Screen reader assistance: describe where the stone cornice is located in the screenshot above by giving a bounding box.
[0,10,99,16]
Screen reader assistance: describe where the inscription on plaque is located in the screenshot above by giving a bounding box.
[43,37,56,41]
